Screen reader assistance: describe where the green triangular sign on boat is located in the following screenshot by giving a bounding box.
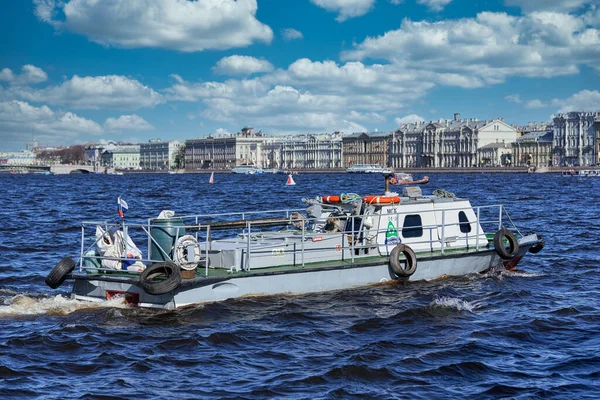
[386,221,398,239]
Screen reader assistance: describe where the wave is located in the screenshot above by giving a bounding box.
[0,294,128,317]
[430,296,475,312]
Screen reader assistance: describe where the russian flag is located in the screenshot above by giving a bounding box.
[117,196,129,218]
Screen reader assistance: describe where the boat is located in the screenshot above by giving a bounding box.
[262,169,280,174]
[45,175,545,309]
[346,164,393,174]
[389,173,429,185]
[576,169,600,177]
[231,165,264,174]
[527,166,551,174]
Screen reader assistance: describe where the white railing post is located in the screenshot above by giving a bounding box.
[147,218,152,261]
[246,222,251,271]
[301,219,305,267]
[441,209,445,255]
[80,225,85,272]
[351,216,355,263]
[205,225,210,277]
[476,207,480,251]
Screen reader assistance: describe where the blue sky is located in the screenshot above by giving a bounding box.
[0,0,599,151]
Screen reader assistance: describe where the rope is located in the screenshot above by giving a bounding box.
[433,189,456,198]
[340,193,361,203]
[502,206,523,237]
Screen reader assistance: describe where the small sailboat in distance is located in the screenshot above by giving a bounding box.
[209,171,214,184]
[286,174,296,186]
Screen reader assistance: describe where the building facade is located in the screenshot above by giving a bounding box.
[553,112,598,166]
[101,146,140,169]
[186,128,343,170]
[390,114,517,168]
[342,131,392,167]
[278,132,343,169]
[596,117,600,164]
[185,128,268,170]
[477,141,514,167]
[512,129,554,167]
[0,150,36,165]
[140,139,182,170]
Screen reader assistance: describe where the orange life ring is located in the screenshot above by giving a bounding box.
[322,195,341,203]
[362,195,401,204]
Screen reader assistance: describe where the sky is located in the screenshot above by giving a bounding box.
[0,0,599,152]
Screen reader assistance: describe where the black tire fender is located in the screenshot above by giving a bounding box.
[389,244,417,277]
[45,257,76,289]
[493,228,519,259]
[140,262,182,295]
[529,235,545,254]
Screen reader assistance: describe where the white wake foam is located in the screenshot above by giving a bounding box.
[0,294,128,317]
[430,296,475,312]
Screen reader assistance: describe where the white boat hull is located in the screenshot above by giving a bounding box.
[71,247,520,309]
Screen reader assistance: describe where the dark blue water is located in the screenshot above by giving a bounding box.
[1,173,599,398]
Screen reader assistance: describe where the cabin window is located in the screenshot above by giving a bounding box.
[402,215,423,238]
[458,211,471,233]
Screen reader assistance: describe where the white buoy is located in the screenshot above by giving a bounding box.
[286,174,296,186]
[209,171,214,184]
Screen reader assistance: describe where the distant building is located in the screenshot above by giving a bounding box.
[478,141,514,167]
[278,132,343,169]
[596,117,600,165]
[185,127,268,170]
[140,139,182,170]
[101,145,140,169]
[553,112,599,166]
[390,114,518,168]
[0,150,36,165]
[514,122,550,137]
[343,131,392,167]
[512,129,554,167]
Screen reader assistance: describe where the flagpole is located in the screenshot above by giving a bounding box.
[117,196,128,270]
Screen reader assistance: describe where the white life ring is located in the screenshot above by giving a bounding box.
[174,235,201,271]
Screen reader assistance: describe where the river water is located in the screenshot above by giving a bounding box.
[1,172,599,398]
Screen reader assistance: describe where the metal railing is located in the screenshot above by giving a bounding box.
[77,203,520,275]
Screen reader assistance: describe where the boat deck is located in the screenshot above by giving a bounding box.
[73,240,493,285]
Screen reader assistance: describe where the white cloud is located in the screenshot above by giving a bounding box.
[347,110,386,122]
[165,58,438,135]
[505,94,522,103]
[552,90,600,113]
[0,100,102,146]
[0,65,48,85]
[10,74,163,109]
[417,0,453,12]
[310,0,375,22]
[104,114,154,132]
[282,28,304,41]
[33,0,273,52]
[215,128,231,135]
[0,68,14,82]
[525,99,548,109]
[504,0,590,13]
[20,65,48,84]
[389,0,404,4]
[341,11,600,86]
[395,114,425,125]
[213,55,274,76]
